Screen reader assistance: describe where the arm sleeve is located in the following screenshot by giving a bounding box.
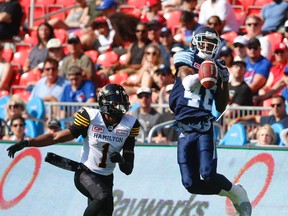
[68,107,91,138]
[173,50,196,75]
[119,119,140,175]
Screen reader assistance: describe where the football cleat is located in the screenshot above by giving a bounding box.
[230,184,252,216]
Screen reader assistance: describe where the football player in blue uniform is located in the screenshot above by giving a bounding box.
[7,84,140,216]
[169,26,252,216]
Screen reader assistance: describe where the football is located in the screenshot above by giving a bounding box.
[198,60,218,89]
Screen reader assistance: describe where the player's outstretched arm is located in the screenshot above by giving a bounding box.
[214,59,229,113]
[7,129,75,158]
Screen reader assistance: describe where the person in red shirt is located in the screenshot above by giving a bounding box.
[256,42,288,106]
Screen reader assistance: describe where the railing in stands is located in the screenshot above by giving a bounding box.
[44,102,273,143]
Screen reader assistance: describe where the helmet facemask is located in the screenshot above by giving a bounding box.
[192,31,220,59]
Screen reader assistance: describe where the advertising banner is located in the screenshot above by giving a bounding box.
[0,143,287,216]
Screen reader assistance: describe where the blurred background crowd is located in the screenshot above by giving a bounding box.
[0,0,287,146]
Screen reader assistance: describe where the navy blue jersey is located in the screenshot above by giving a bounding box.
[169,49,217,121]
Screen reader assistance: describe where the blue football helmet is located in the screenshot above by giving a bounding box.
[191,26,221,59]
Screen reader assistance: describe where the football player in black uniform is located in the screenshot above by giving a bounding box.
[7,84,140,216]
[169,26,252,216]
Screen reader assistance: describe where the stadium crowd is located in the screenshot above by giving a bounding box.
[0,0,288,146]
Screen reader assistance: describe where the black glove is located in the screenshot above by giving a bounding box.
[215,59,229,82]
[109,152,124,163]
[7,139,30,158]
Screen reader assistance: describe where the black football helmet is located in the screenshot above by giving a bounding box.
[98,84,130,117]
[191,26,221,59]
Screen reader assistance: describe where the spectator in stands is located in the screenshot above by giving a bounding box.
[60,66,96,103]
[48,0,90,30]
[228,95,288,131]
[283,20,288,47]
[255,124,277,146]
[30,58,69,102]
[152,84,178,143]
[219,45,233,71]
[147,20,161,44]
[244,38,272,95]
[141,64,175,100]
[207,15,226,59]
[161,0,177,14]
[140,0,165,25]
[87,0,103,22]
[207,15,224,35]
[174,11,202,47]
[23,22,55,72]
[96,0,117,19]
[46,119,61,134]
[4,95,27,134]
[256,42,288,105]
[59,34,96,85]
[261,0,288,35]
[158,27,185,69]
[123,43,163,95]
[116,22,151,74]
[280,127,288,146]
[90,16,122,53]
[228,56,253,107]
[0,43,12,91]
[198,0,239,33]
[2,115,29,141]
[243,15,273,60]
[46,38,66,69]
[233,35,248,61]
[0,0,23,41]
[36,38,66,71]
[180,0,203,13]
[255,65,288,103]
[131,87,162,141]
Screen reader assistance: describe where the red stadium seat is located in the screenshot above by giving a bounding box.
[23,30,38,46]
[28,5,46,27]
[119,5,141,18]
[10,68,21,85]
[221,31,238,44]
[266,32,283,51]
[47,5,66,21]
[12,49,31,69]
[35,0,55,5]
[246,6,262,16]
[13,91,31,102]
[19,70,42,86]
[163,10,182,34]
[232,5,247,26]
[84,50,99,64]
[19,0,30,15]
[2,48,14,62]
[127,0,147,9]
[96,51,119,69]
[15,43,32,52]
[109,72,129,85]
[0,90,9,98]
[234,0,255,11]
[55,0,74,7]
[119,54,128,65]
[254,0,272,6]
[11,70,42,94]
[54,28,68,43]
[95,72,109,88]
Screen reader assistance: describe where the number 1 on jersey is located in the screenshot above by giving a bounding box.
[99,143,110,168]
